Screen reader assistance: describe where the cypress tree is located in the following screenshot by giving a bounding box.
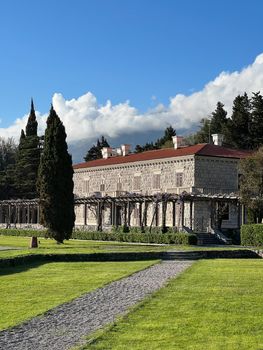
[38,106,75,243]
[15,101,41,198]
[249,92,263,149]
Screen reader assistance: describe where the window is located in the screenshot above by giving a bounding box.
[152,174,161,189]
[100,183,105,192]
[117,181,122,191]
[133,176,141,191]
[82,180,89,194]
[176,173,183,187]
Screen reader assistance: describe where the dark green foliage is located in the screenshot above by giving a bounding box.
[0,137,17,171]
[0,229,47,237]
[72,229,197,245]
[84,136,110,161]
[194,118,211,143]
[0,137,17,199]
[38,106,75,243]
[226,93,252,149]
[26,99,38,137]
[194,102,228,144]
[135,126,176,153]
[134,142,156,153]
[239,147,263,223]
[249,92,263,149]
[15,101,41,199]
[241,224,263,246]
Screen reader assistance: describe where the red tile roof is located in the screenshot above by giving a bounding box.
[73,144,252,170]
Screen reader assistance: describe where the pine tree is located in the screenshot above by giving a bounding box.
[155,126,176,148]
[38,106,75,243]
[194,102,228,144]
[210,102,228,134]
[84,136,110,161]
[226,93,252,149]
[15,101,41,198]
[249,92,263,149]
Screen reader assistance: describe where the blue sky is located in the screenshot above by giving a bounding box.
[0,0,263,160]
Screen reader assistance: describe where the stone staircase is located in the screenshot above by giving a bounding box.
[163,251,204,260]
[196,233,222,246]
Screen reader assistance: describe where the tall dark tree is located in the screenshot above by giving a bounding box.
[194,102,228,144]
[226,93,252,149]
[0,137,17,199]
[239,146,263,223]
[84,136,110,161]
[155,126,176,148]
[210,101,228,134]
[249,92,263,149]
[38,106,75,243]
[15,100,41,198]
[194,118,211,143]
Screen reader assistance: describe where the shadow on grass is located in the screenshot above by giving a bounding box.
[0,260,49,276]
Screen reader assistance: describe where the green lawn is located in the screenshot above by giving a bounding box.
[82,259,263,350]
[0,260,156,330]
[0,235,247,260]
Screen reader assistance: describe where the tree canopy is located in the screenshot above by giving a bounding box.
[239,147,263,223]
[135,126,176,153]
[84,136,110,161]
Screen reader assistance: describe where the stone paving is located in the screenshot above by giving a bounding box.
[0,260,193,350]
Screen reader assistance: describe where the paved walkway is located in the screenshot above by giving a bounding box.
[0,260,193,350]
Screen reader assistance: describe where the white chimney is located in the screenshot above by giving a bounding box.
[212,134,224,146]
[121,144,131,156]
[101,147,112,159]
[172,136,184,149]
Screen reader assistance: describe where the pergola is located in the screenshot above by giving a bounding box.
[0,192,243,232]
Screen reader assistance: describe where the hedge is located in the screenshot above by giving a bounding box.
[72,230,197,245]
[0,229,47,238]
[241,224,263,246]
[0,228,197,245]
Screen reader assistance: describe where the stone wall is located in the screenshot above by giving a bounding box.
[73,154,241,230]
[194,156,239,193]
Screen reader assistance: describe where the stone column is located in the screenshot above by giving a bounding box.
[27,205,30,224]
[172,201,176,227]
[139,202,142,227]
[181,200,185,228]
[241,204,246,225]
[37,205,40,224]
[189,200,193,230]
[127,201,131,227]
[84,203,87,226]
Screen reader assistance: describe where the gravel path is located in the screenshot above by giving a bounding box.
[0,260,193,350]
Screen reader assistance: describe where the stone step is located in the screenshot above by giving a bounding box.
[197,233,222,246]
[163,251,203,260]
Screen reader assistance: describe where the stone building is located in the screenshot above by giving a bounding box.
[73,135,250,233]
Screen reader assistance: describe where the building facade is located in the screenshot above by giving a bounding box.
[73,135,250,233]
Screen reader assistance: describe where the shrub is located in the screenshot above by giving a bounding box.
[0,227,197,245]
[72,230,197,245]
[0,229,47,238]
[241,224,263,246]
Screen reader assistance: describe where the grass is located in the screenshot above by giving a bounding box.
[0,235,248,260]
[81,259,263,350]
[0,259,157,331]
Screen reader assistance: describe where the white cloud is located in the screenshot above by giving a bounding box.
[1,53,263,145]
